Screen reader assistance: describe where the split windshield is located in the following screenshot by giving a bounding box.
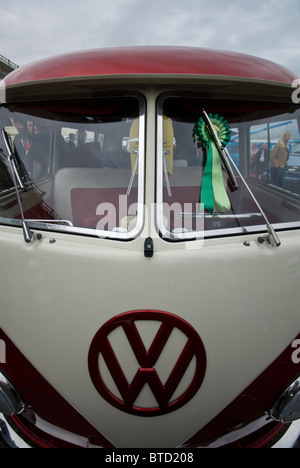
[0,92,300,242]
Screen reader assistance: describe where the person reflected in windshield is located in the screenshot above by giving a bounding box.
[67,133,76,151]
[13,118,27,159]
[255,143,268,180]
[25,120,50,179]
[270,131,291,187]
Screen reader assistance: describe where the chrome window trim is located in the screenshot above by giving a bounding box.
[0,94,146,241]
[156,98,167,238]
[1,217,300,240]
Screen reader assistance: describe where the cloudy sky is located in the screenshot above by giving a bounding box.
[1,0,300,75]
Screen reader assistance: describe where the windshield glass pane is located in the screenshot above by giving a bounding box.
[0,96,144,239]
[157,96,300,240]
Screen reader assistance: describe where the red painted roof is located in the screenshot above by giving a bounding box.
[3,47,297,86]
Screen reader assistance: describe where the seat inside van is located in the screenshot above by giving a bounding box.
[54,168,138,229]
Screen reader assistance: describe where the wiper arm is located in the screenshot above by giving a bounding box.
[202,110,239,190]
[201,112,281,248]
[1,129,35,243]
[1,129,26,191]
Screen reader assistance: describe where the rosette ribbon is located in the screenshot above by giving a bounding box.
[194,113,232,214]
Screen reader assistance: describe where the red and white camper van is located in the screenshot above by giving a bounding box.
[0,47,299,448]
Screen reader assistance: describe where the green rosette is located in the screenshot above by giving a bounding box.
[194,114,231,214]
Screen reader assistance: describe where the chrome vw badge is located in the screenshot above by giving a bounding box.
[88,311,207,416]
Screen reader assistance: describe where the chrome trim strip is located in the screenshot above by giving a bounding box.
[156,103,168,239]
[1,414,298,448]
[0,218,300,240]
[273,421,300,448]
[0,416,31,448]
[269,377,300,423]
[0,372,25,416]
[1,217,300,241]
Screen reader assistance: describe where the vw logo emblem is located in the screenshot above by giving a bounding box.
[88,310,207,416]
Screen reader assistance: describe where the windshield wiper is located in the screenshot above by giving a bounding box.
[1,129,35,243]
[202,110,239,191]
[202,111,281,247]
[1,129,26,191]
